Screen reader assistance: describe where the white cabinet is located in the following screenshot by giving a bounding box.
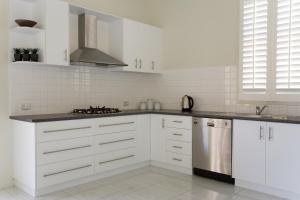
[233,120,266,185]
[150,114,192,172]
[150,114,166,163]
[110,19,162,73]
[45,0,69,65]
[266,122,300,194]
[233,120,300,196]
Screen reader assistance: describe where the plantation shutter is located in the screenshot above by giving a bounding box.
[276,0,300,92]
[242,0,268,91]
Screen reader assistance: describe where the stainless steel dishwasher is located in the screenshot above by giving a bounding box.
[193,118,234,183]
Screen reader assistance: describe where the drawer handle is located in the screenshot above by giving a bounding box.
[172,121,183,123]
[173,158,182,162]
[99,122,135,128]
[172,146,183,149]
[173,133,183,136]
[43,145,92,155]
[43,126,92,133]
[99,155,135,165]
[43,164,92,178]
[99,138,135,145]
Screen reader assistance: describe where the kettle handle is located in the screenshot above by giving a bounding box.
[189,96,194,109]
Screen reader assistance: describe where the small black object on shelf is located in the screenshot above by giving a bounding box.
[30,48,39,62]
[13,48,22,62]
[22,48,30,61]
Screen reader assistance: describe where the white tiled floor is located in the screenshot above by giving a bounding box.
[0,167,286,200]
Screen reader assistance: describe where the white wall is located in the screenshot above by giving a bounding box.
[0,0,12,189]
[145,0,239,68]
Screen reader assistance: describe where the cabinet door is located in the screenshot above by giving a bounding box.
[143,25,162,73]
[45,0,69,65]
[135,115,151,162]
[150,114,166,163]
[233,120,266,185]
[122,19,142,71]
[266,122,300,193]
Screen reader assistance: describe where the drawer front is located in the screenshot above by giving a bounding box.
[95,148,136,173]
[166,140,192,156]
[166,128,192,142]
[164,116,192,130]
[36,119,94,142]
[95,116,137,134]
[167,152,192,168]
[95,132,136,154]
[37,136,94,165]
[37,156,94,188]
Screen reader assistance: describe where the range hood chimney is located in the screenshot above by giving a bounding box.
[70,14,127,67]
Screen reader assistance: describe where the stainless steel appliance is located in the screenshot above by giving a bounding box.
[192,118,234,183]
[181,95,194,112]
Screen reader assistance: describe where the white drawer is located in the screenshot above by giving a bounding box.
[37,156,94,188]
[166,140,192,156]
[95,116,137,134]
[95,132,136,154]
[37,136,94,165]
[164,116,192,130]
[36,119,94,142]
[166,128,192,142]
[95,148,136,173]
[167,152,192,168]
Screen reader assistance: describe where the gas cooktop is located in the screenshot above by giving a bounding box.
[72,106,121,115]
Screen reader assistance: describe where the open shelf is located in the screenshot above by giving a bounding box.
[11,61,44,65]
[11,27,44,35]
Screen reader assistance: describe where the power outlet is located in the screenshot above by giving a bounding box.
[123,101,129,107]
[21,103,32,111]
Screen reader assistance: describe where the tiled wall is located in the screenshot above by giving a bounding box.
[9,64,300,116]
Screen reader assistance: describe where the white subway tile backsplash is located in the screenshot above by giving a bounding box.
[9,64,300,116]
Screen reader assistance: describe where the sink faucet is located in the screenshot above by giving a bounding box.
[256,105,268,115]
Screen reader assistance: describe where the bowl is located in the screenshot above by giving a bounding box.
[15,19,37,27]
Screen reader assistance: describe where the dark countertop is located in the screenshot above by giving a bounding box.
[9,109,300,124]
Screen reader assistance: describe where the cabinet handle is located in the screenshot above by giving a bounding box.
[162,118,165,128]
[134,59,138,68]
[43,145,92,155]
[139,59,142,69]
[173,133,183,136]
[64,49,68,62]
[43,164,92,178]
[152,61,155,70]
[173,146,183,149]
[99,138,135,145]
[99,155,135,165]
[43,126,92,133]
[173,120,183,123]
[172,158,182,162]
[99,122,134,128]
[259,126,264,140]
[269,127,274,141]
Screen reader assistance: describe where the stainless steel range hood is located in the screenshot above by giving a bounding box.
[70,14,127,67]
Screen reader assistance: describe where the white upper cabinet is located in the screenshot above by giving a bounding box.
[233,120,267,185]
[110,19,162,73]
[44,0,69,66]
[266,122,300,194]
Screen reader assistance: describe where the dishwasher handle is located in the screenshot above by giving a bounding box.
[207,122,215,127]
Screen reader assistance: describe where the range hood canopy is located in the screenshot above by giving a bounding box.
[70,13,127,67]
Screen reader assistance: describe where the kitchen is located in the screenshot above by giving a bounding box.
[1,0,300,200]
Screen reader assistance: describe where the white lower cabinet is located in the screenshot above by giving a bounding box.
[150,114,192,171]
[233,120,300,197]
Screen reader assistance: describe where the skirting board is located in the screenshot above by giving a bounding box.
[236,179,300,200]
[15,161,150,197]
[150,161,193,175]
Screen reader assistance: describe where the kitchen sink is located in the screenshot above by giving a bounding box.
[245,114,288,120]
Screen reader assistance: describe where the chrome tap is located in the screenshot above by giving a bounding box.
[256,105,268,115]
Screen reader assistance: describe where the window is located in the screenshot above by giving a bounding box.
[276,0,300,93]
[242,0,268,91]
[240,0,300,100]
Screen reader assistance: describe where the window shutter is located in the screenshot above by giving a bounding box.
[276,0,300,92]
[242,0,268,91]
